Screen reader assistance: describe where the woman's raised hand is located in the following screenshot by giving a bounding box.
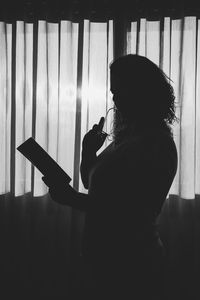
[82,117,108,154]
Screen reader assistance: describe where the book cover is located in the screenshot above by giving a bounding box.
[17,137,71,184]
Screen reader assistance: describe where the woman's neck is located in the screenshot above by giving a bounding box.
[114,119,172,144]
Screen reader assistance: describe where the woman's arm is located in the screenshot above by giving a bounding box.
[80,117,107,189]
[42,118,107,210]
[50,188,91,212]
[42,176,91,212]
[80,149,97,189]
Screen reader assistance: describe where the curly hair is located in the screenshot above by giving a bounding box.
[110,54,178,126]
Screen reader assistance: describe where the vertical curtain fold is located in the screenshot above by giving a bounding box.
[15,21,33,196]
[5,24,12,194]
[8,19,113,197]
[195,20,200,195]
[0,22,8,194]
[79,20,113,192]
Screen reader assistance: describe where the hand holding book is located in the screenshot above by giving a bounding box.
[17,137,72,184]
[42,175,78,205]
[17,137,90,211]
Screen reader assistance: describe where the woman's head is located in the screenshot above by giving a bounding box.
[110,54,177,126]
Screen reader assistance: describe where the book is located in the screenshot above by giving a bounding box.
[17,137,71,184]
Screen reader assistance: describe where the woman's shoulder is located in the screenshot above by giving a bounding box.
[121,126,174,148]
[98,126,177,164]
[150,128,177,154]
[144,128,178,173]
[122,126,177,165]
[137,126,176,148]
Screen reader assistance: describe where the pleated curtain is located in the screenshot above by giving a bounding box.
[0,17,199,200]
[0,20,114,197]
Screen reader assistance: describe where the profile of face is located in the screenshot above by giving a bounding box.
[110,75,121,110]
[110,72,138,120]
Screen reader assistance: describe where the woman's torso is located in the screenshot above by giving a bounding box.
[82,126,178,267]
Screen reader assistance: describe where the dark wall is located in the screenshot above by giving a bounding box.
[0,0,200,22]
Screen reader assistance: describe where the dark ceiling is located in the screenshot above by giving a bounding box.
[1,0,200,21]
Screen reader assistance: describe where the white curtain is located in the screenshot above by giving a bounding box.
[0,20,113,197]
[0,22,12,195]
[79,20,114,192]
[0,17,199,200]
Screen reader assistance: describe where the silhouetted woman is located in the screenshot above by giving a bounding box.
[43,54,178,299]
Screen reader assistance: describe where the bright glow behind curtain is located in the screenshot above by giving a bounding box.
[127,16,200,199]
[15,22,33,195]
[0,20,113,197]
[80,20,113,192]
[34,21,79,196]
[0,17,199,199]
[13,21,78,196]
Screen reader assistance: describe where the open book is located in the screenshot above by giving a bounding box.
[17,137,71,184]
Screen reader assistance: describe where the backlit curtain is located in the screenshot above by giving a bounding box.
[0,20,113,197]
[0,18,199,199]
